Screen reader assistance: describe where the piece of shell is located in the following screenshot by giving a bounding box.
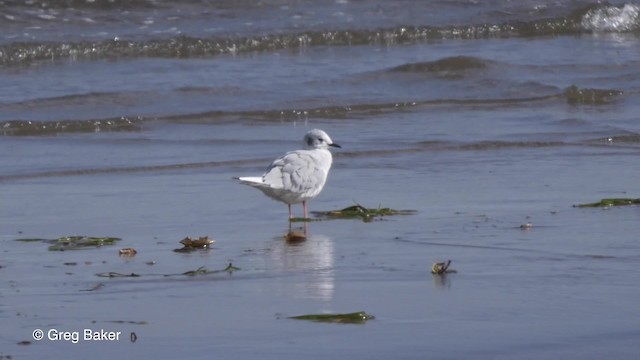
[118,248,137,256]
[431,260,452,275]
[519,223,533,230]
[179,236,215,248]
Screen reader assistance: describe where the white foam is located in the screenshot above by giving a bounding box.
[581,4,640,32]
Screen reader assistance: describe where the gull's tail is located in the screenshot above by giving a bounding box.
[234,176,266,187]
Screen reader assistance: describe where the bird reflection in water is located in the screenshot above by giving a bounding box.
[270,224,335,301]
[431,272,453,289]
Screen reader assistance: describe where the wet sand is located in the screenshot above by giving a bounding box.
[2,132,640,359]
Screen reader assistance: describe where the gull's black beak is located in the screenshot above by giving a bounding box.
[330,143,341,148]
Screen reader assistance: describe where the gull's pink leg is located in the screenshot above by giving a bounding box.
[303,200,308,219]
[288,204,293,219]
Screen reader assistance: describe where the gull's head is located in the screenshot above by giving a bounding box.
[303,129,341,150]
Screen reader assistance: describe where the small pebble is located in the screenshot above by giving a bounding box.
[520,223,533,230]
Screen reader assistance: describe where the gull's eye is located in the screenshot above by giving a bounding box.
[317,138,323,142]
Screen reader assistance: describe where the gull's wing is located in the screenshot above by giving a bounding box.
[261,150,326,193]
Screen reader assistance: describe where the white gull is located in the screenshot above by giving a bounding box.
[235,129,340,219]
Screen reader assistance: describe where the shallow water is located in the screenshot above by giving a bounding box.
[2,0,640,359]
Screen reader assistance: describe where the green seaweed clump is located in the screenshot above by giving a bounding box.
[313,204,417,222]
[96,272,140,278]
[574,198,640,208]
[48,236,120,251]
[289,311,374,324]
[16,236,121,251]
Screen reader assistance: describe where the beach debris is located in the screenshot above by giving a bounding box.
[180,236,215,248]
[166,262,240,277]
[284,230,307,242]
[14,238,43,243]
[106,320,148,325]
[431,260,457,275]
[49,236,120,251]
[119,248,137,257]
[81,283,105,292]
[313,203,417,222]
[519,222,533,230]
[174,236,215,253]
[96,272,140,278]
[16,236,121,251]
[182,266,210,276]
[183,263,240,276]
[93,262,240,278]
[574,198,640,208]
[288,311,375,324]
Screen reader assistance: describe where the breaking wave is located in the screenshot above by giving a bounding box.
[0,116,142,136]
[581,4,640,32]
[0,85,622,136]
[1,3,639,67]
